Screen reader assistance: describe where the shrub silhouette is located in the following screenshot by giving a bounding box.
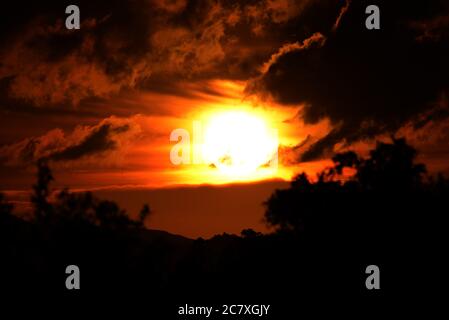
[265,138,437,232]
[0,138,446,306]
[0,193,13,217]
[31,159,54,220]
[138,204,151,227]
[30,160,150,229]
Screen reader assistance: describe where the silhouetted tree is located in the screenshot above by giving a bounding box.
[138,204,151,227]
[29,160,149,229]
[95,199,131,228]
[264,138,433,232]
[241,228,263,238]
[0,193,13,217]
[331,151,360,175]
[54,189,96,224]
[31,159,54,221]
[356,138,426,190]
[0,138,445,302]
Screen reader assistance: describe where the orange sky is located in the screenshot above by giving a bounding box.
[1,79,335,238]
[2,77,448,238]
[133,80,323,186]
[31,79,333,190]
[1,0,448,238]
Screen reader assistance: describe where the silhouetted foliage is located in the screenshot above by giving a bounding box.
[29,160,148,229]
[241,228,263,238]
[354,138,426,190]
[0,193,13,217]
[0,138,446,312]
[31,159,54,220]
[265,138,438,232]
[138,204,151,227]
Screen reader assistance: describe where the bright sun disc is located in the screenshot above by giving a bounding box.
[201,111,278,177]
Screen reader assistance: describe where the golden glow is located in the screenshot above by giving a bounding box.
[201,111,278,177]
[86,79,334,187]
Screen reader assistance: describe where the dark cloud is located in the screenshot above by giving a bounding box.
[0,116,141,167]
[248,0,449,161]
[49,124,122,161]
[0,0,154,106]
[0,0,321,107]
[2,0,448,166]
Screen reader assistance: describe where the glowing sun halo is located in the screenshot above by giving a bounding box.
[201,111,279,177]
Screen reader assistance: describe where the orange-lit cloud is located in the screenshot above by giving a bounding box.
[0,0,317,107]
[0,116,142,168]
[1,0,448,195]
[0,79,332,189]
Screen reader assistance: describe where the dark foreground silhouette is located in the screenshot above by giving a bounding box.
[0,139,447,316]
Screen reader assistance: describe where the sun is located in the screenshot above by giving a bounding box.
[201,111,278,177]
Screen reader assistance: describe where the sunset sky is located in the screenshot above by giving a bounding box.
[1,0,448,238]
